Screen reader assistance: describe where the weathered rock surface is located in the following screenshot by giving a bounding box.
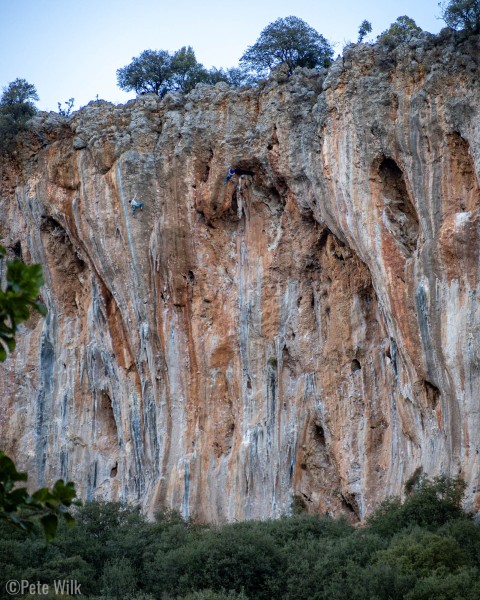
[2,32,480,521]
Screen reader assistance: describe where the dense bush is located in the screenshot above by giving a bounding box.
[377,15,423,48]
[440,0,480,33]
[0,478,479,599]
[240,16,333,78]
[0,79,38,153]
[116,46,245,97]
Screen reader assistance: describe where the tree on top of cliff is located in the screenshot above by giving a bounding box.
[358,20,373,43]
[239,16,334,78]
[440,0,480,33]
[117,47,242,97]
[0,79,39,153]
[116,49,172,96]
[168,46,210,93]
[377,15,423,48]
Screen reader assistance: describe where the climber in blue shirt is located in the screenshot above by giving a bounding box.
[130,196,144,216]
[224,168,236,183]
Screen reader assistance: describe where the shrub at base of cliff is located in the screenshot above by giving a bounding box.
[367,475,467,537]
[1,479,480,599]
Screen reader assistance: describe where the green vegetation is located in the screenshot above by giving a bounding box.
[440,0,480,33]
[112,5,480,100]
[116,15,335,98]
[0,242,46,361]
[0,452,76,541]
[357,20,373,43]
[116,46,243,97]
[377,15,423,47]
[0,79,38,153]
[57,97,75,117]
[240,16,333,78]
[1,477,479,599]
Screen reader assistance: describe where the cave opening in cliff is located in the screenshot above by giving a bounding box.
[378,157,419,255]
[351,359,361,372]
[10,240,22,259]
[424,380,440,409]
[313,420,326,446]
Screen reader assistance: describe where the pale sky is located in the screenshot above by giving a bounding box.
[1,0,444,112]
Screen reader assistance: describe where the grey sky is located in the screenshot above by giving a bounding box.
[1,0,444,112]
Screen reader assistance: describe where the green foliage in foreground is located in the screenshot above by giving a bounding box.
[1,477,479,599]
[0,452,76,541]
[0,243,46,361]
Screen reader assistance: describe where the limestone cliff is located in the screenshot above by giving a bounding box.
[2,30,480,521]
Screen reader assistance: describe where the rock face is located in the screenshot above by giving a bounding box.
[2,32,480,521]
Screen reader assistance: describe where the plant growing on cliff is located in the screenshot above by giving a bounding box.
[0,79,38,153]
[440,0,480,33]
[240,16,334,78]
[117,49,173,96]
[57,97,75,117]
[117,46,241,97]
[358,20,373,43]
[377,15,423,48]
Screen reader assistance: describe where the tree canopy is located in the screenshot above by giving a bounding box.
[377,15,423,47]
[116,46,244,97]
[1,478,480,599]
[0,79,39,153]
[358,20,373,43]
[117,49,172,96]
[240,16,334,77]
[440,0,480,33]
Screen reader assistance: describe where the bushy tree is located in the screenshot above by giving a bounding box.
[1,78,38,107]
[169,46,209,93]
[117,47,246,97]
[117,49,172,96]
[101,557,137,599]
[358,20,373,43]
[440,0,480,33]
[367,476,467,537]
[377,15,423,47]
[0,79,39,153]
[240,16,333,77]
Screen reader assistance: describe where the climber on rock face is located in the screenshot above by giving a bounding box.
[130,196,144,216]
[224,167,236,183]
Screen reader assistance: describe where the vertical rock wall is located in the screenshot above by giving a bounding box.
[1,32,480,520]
